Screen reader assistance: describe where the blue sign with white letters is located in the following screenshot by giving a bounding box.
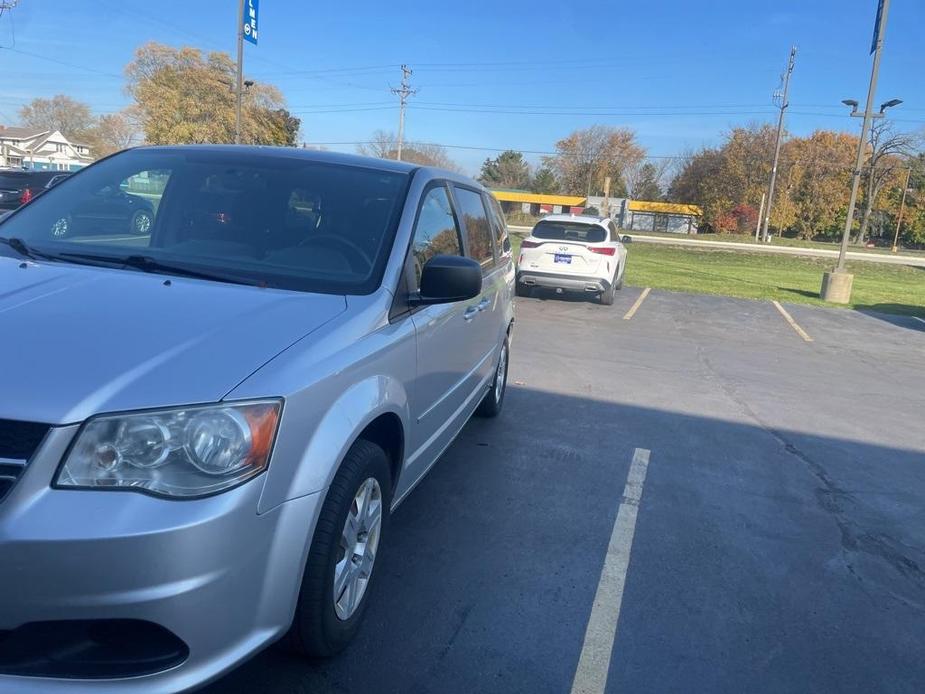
[870,0,884,54]
[243,0,259,46]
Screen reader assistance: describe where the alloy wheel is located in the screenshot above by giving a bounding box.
[333,477,383,620]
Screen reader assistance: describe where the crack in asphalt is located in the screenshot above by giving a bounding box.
[696,348,925,597]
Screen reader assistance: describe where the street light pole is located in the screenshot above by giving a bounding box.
[835,0,890,274]
[234,0,245,145]
[891,166,912,253]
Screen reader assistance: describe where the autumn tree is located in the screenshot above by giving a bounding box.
[478,150,531,189]
[624,161,666,200]
[544,125,644,197]
[854,121,920,244]
[18,96,140,157]
[878,152,925,248]
[88,110,141,156]
[668,124,778,232]
[357,130,460,171]
[781,130,858,239]
[18,95,95,139]
[125,42,299,146]
[530,167,558,194]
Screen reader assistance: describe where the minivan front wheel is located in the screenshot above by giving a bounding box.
[476,338,509,418]
[282,439,391,657]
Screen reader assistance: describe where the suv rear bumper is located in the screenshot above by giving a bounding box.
[0,426,322,693]
[517,270,610,293]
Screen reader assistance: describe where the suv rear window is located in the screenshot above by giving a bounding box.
[0,173,29,188]
[532,220,607,243]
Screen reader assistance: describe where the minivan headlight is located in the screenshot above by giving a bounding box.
[56,400,281,498]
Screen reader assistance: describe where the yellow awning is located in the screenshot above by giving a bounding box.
[628,200,702,216]
[490,190,588,206]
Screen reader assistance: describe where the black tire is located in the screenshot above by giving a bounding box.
[515,282,531,297]
[476,338,509,418]
[281,439,392,658]
[599,283,615,306]
[129,209,153,235]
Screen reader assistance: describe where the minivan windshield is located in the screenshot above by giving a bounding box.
[532,220,607,243]
[0,149,410,294]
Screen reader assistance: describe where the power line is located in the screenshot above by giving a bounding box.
[0,46,122,78]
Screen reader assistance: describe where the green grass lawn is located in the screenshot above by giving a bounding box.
[510,235,925,316]
[626,230,925,257]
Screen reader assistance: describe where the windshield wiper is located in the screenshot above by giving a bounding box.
[0,236,59,262]
[57,251,266,287]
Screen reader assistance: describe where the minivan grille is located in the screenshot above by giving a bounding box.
[0,419,51,503]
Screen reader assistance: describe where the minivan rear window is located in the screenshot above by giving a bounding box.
[532,220,606,243]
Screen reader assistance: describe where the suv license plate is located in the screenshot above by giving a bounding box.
[554,254,571,264]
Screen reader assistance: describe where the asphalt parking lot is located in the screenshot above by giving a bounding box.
[206,286,925,694]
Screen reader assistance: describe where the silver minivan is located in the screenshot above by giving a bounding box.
[0,147,514,692]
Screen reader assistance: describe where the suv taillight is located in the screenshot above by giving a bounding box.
[588,246,616,256]
[521,239,542,248]
[19,188,33,204]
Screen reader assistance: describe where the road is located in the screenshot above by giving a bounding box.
[508,225,925,267]
[207,288,925,693]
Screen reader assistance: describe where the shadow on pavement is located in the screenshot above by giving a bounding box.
[202,386,925,694]
[855,304,925,329]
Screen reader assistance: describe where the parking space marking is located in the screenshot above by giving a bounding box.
[571,448,651,694]
[771,301,813,342]
[622,287,651,320]
[914,317,925,325]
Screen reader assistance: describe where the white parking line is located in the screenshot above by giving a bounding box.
[913,317,925,325]
[622,287,651,320]
[571,447,651,694]
[771,300,813,343]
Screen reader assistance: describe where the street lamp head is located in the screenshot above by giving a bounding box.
[880,98,903,112]
[842,99,859,109]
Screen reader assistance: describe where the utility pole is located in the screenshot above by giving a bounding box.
[754,192,766,242]
[823,0,892,303]
[761,46,796,243]
[234,0,245,145]
[891,166,912,253]
[391,65,416,161]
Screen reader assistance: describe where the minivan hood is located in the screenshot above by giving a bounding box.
[0,256,347,424]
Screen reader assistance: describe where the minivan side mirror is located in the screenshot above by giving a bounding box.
[410,255,482,306]
[621,235,632,243]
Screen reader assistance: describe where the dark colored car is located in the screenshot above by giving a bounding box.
[50,183,156,238]
[0,170,63,211]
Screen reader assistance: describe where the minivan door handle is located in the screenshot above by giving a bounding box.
[476,297,490,312]
[463,305,479,321]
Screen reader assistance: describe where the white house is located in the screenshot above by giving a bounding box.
[0,126,93,171]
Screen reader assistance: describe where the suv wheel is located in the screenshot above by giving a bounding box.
[281,439,391,657]
[599,282,616,306]
[476,338,509,418]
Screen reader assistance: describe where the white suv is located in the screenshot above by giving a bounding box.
[516,215,628,305]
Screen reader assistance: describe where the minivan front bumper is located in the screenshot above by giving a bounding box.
[0,426,321,693]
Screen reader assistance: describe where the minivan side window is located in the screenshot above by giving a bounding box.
[410,185,463,287]
[484,193,511,256]
[453,186,495,272]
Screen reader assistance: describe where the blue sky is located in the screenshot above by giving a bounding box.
[1,0,923,174]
